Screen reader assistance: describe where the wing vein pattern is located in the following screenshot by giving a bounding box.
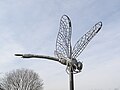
[72,22,102,58]
[55,15,72,59]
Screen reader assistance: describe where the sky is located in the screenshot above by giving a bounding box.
[0,0,120,90]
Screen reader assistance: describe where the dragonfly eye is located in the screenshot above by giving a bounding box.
[77,62,83,71]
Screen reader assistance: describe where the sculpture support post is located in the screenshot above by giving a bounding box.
[70,68,74,90]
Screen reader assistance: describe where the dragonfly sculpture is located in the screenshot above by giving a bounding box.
[15,15,102,90]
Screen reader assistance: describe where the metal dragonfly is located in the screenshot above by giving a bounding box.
[15,15,102,90]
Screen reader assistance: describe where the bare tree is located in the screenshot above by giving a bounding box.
[0,68,43,90]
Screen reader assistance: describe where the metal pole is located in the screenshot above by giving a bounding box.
[69,67,74,90]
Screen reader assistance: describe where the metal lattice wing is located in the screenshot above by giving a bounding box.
[72,22,102,58]
[55,15,72,59]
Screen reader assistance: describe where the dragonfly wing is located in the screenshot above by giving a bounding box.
[72,22,102,58]
[55,15,72,59]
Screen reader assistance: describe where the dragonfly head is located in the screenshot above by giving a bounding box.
[71,58,83,73]
[77,61,83,71]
